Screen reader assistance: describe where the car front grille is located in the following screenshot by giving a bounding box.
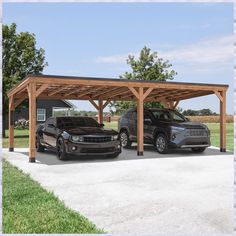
[187,129,207,137]
[81,147,115,153]
[83,136,112,143]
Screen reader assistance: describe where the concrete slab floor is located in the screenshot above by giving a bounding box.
[2,147,234,234]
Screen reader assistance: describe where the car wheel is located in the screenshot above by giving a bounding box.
[57,137,68,160]
[155,133,168,154]
[120,130,132,149]
[36,135,45,152]
[191,147,206,153]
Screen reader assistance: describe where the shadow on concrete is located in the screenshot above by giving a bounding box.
[15,144,232,166]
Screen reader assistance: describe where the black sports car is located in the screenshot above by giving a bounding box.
[36,116,121,160]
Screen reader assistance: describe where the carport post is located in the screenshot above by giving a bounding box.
[137,87,144,156]
[8,96,14,152]
[98,98,103,124]
[27,82,36,162]
[220,90,226,152]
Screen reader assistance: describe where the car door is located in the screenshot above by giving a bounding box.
[144,112,154,143]
[129,111,137,140]
[42,118,57,147]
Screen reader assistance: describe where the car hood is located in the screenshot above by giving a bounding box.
[65,127,118,135]
[172,121,208,129]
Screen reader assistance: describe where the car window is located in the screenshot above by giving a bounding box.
[151,110,171,120]
[125,111,132,119]
[169,110,186,122]
[144,112,152,120]
[131,111,137,120]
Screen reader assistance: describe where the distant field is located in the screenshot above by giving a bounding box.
[3,121,233,152]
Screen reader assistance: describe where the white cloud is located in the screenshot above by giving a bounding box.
[160,36,233,65]
[93,35,233,75]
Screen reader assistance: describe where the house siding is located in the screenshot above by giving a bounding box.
[5,100,73,128]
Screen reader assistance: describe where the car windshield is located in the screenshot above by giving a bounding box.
[150,109,187,122]
[169,110,187,122]
[57,117,100,128]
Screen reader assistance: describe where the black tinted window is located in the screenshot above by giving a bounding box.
[151,110,171,120]
[57,117,99,128]
[131,111,137,120]
[169,110,186,122]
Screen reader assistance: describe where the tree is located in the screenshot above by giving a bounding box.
[182,108,217,116]
[2,23,48,137]
[109,46,177,114]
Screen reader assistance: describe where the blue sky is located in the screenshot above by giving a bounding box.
[3,3,234,114]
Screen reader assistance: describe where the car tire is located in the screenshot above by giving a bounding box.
[107,152,120,158]
[57,137,68,160]
[155,133,168,154]
[191,147,206,153]
[120,130,132,149]
[36,135,45,152]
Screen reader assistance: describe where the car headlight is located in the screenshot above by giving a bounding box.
[71,135,83,142]
[171,126,185,132]
[111,135,119,141]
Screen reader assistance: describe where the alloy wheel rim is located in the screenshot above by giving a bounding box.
[156,136,166,152]
[120,132,128,147]
[57,141,63,157]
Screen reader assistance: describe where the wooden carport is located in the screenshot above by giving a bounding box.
[7,74,228,162]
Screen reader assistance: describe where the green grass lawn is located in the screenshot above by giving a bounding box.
[3,122,233,151]
[2,160,105,234]
[205,123,234,152]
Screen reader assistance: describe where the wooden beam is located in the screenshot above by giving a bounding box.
[128,87,140,99]
[98,87,127,99]
[77,87,102,98]
[102,99,110,109]
[137,87,144,156]
[8,96,14,152]
[168,101,175,109]
[31,76,228,92]
[28,82,36,162]
[14,95,27,108]
[35,84,49,97]
[173,101,180,110]
[88,98,99,110]
[167,91,213,101]
[93,87,120,98]
[220,90,226,152]
[48,85,70,96]
[66,87,80,96]
[98,98,103,124]
[143,87,153,100]
[214,90,223,102]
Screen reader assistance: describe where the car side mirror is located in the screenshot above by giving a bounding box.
[185,117,190,122]
[144,118,152,125]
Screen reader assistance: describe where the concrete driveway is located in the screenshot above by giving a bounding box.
[3,146,233,234]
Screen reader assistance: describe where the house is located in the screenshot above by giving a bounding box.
[14,100,75,124]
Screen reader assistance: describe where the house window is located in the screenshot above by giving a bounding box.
[37,109,46,121]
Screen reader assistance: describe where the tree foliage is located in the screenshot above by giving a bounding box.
[182,108,218,116]
[2,23,48,136]
[109,46,177,114]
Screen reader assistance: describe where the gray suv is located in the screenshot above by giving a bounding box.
[118,108,211,154]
